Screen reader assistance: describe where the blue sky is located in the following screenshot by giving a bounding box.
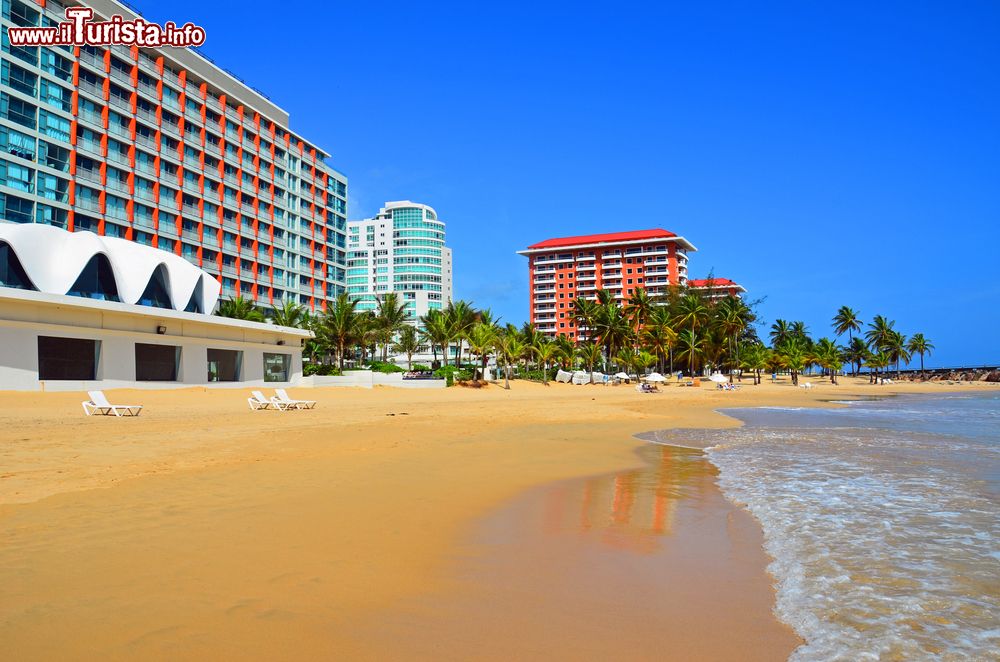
[140,0,999,367]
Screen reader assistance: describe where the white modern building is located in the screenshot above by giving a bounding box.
[346,201,453,323]
[0,222,309,390]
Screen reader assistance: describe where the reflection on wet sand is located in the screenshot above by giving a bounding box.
[358,443,800,661]
[564,444,717,553]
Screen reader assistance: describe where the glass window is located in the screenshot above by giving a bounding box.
[37,109,70,141]
[37,336,99,380]
[1,92,36,129]
[135,344,180,381]
[207,349,242,382]
[263,353,291,382]
[0,159,33,191]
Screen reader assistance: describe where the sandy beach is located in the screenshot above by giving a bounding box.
[0,377,992,660]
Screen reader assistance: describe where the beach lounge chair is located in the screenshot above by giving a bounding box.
[248,390,274,411]
[273,388,316,410]
[82,390,142,417]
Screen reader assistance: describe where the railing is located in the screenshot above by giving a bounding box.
[75,168,101,184]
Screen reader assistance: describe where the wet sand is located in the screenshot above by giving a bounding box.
[0,377,990,659]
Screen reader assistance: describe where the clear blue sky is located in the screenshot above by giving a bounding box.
[140,0,999,368]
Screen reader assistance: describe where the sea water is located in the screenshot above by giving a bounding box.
[656,393,1000,661]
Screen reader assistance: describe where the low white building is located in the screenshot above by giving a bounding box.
[0,223,309,391]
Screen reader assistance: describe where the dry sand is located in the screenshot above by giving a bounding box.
[0,376,991,660]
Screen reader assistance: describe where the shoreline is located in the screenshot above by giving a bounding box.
[0,379,993,659]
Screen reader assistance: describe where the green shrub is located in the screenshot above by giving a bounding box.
[433,365,473,386]
[412,364,430,372]
[304,363,342,376]
[367,361,405,374]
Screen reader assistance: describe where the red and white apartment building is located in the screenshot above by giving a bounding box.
[687,277,746,300]
[517,229,697,340]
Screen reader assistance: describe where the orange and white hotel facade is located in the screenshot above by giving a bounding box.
[517,229,696,340]
[0,0,348,312]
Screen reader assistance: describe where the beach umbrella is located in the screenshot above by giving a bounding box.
[642,373,666,383]
[709,373,728,384]
[614,372,630,379]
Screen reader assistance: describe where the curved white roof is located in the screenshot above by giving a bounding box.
[0,223,221,313]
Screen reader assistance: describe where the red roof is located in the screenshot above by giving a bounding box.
[527,228,677,250]
[689,278,739,288]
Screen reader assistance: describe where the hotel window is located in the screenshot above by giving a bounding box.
[35,203,66,228]
[0,192,33,223]
[207,349,242,382]
[135,344,180,382]
[38,110,70,142]
[39,80,71,112]
[0,159,33,192]
[0,124,36,160]
[263,353,291,382]
[1,92,36,129]
[38,336,99,380]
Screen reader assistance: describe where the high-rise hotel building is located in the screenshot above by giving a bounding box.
[517,229,696,340]
[346,201,452,323]
[0,0,348,311]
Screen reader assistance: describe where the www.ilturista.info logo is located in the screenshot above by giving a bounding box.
[6,7,205,48]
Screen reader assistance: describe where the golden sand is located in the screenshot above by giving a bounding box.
[0,377,990,660]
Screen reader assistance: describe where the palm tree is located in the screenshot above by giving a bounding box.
[810,338,842,384]
[675,328,704,376]
[739,343,770,385]
[625,288,655,344]
[779,338,807,386]
[885,330,910,379]
[843,337,869,377]
[466,321,499,380]
[769,319,792,347]
[534,340,561,385]
[320,293,360,370]
[570,297,599,343]
[419,309,451,366]
[866,350,891,385]
[644,306,678,374]
[445,300,477,367]
[577,342,603,374]
[392,325,420,370]
[674,294,709,375]
[715,296,751,382]
[865,315,896,353]
[906,333,934,377]
[498,330,527,390]
[269,299,308,328]
[217,296,265,322]
[592,299,633,369]
[376,292,409,362]
[554,335,576,370]
[832,306,862,344]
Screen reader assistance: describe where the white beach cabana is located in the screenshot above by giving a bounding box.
[642,373,667,383]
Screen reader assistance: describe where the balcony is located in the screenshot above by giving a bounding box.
[578,284,597,292]
[76,139,102,156]
[576,263,596,272]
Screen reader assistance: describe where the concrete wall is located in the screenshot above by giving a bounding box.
[0,291,307,392]
[300,371,446,390]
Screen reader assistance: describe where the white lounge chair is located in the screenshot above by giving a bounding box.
[249,390,273,411]
[273,388,316,410]
[82,390,142,417]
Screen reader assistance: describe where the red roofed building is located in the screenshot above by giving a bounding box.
[688,278,746,300]
[517,229,696,339]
